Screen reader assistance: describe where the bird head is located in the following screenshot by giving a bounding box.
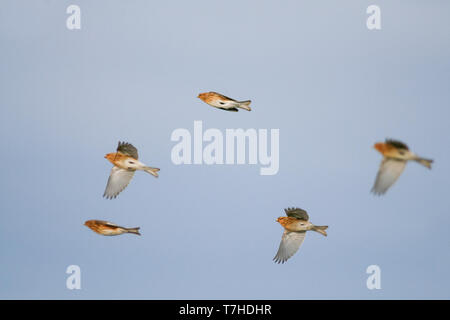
[84,220,93,227]
[104,152,119,164]
[197,92,207,101]
[276,217,289,227]
[373,142,386,154]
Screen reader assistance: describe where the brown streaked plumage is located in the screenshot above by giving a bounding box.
[273,207,328,264]
[371,139,433,195]
[84,220,141,236]
[103,141,160,199]
[197,91,251,112]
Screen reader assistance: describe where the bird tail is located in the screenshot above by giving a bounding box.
[414,157,433,169]
[312,225,328,236]
[126,227,141,236]
[237,100,251,111]
[143,166,160,177]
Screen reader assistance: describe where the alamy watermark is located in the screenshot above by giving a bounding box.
[66,5,81,30]
[367,5,381,30]
[170,121,279,175]
[66,265,81,290]
[366,265,381,290]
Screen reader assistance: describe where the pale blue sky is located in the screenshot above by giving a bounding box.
[0,0,449,299]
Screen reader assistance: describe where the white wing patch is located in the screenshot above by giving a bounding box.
[371,158,407,195]
[103,166,135,199]
[273,231,306,264]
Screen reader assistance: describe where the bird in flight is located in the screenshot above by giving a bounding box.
[84,220,141,236]
[198,92,251,112]
[371,139,433,195]
[273,208,328,264]
[103,141,160,199]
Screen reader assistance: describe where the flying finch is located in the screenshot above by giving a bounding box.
[273,208,328,264]
[84,220,141,236]
[371,139,433,195]
[103,141,160,199]
[197,92,251,112]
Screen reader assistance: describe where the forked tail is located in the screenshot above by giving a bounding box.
[144,166,160,177]
[312,225,328,236]
[126,227,141,236]
[414,157,433,169]
[237,100,251,111]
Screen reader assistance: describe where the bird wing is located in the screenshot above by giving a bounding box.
[102,221,121,229]
[273,231,306,264]
[103,166,135,199]
[93,220,111,225]
[385,139,409,150]
[371,158,407,195]
[217,106,239,112]
[285,207,309,221]
[214,92,237,102]
[117,141,138,159]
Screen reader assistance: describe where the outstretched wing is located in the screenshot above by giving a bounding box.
[371,158,406,195]
[385,139,409,151]
[103,166,135,199]
[117,141,138,159]
[273,231,306,264]
[285,207,309,221]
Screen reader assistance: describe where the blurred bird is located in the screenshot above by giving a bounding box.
[103,141,160,199]
[273,208,328,264]
[84,220,141,236]
[371,139,433,195]
[198,92,251,112]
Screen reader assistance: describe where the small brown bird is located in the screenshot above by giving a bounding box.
[372,139,433,195]
[273,208,328,264]
[84,220,141,236]
[103,141,160,199]
[198,92,251,112]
